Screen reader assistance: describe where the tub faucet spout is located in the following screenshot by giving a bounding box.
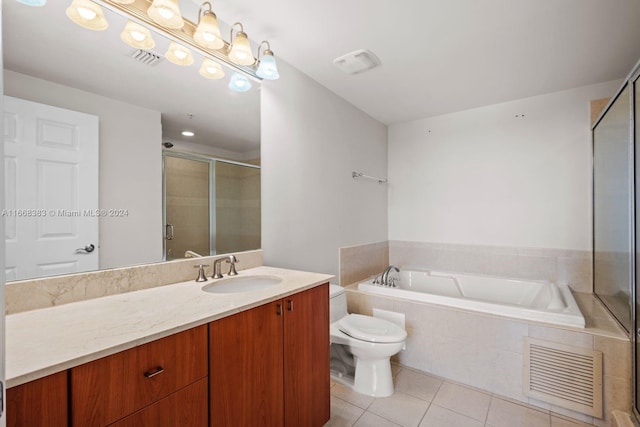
[381,265,400,286]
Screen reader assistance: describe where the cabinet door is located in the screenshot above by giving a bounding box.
[71,325,208,426]
[209,300,284,427]
[283,283,330,427]
[6,371,68,427]
[108,378,208,427]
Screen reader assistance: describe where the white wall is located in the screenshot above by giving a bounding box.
[261,60,388,277]
[389,80,621,251]
[4,70,163,269]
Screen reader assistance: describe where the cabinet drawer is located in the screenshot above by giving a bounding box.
[108,378,208,427]
[72,325,208,426]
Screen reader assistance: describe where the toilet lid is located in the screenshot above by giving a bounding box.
[337,314,407,343]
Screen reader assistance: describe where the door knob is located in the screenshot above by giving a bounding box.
[75,244,95,254]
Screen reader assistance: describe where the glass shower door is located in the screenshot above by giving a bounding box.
[164,155,211,260]
[593,85,633,333]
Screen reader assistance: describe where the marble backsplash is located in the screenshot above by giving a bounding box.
[340,241,592,293]
[5,250,263,314]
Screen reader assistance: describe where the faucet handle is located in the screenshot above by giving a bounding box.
[194,264,209,282]
[226,256,239,276]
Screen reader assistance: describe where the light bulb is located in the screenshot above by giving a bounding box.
[77,7,97,20]
[130,31,146,42]
[174,50,187,59]
[165,42,193,66]
[229,73,252,92]
[199,59,224,80]
[158,7,174,19]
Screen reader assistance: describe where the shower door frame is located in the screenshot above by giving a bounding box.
[162,150,260,260]
[592,58,640,423]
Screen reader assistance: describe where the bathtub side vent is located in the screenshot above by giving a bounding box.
[523,337,602,418]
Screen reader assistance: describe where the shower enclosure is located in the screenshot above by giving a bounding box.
[163,152,261,260]
[592,59,640,420]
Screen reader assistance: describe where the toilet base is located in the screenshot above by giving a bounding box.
[352,356,395,397]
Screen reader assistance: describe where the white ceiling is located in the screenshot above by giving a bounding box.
[6,0,640,135]
[204,0,640,124]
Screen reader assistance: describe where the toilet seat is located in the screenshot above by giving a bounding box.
[337,314,407,343]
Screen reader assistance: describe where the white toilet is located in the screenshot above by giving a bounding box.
[329,284,407,397]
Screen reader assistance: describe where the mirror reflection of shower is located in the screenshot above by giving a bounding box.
[163,152,261,260]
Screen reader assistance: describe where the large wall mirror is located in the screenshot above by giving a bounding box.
[2,1,261,281]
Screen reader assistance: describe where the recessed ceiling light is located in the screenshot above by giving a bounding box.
[181,131,195,136]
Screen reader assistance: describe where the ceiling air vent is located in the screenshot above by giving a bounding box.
[128,49,163,66]
[524,337,602,418]
[333,49,381,74]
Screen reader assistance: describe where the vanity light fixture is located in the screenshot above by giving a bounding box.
[147,0,184,29]
[165,42,193,66]
[15,0,47,6]
[120,21,155,50]
[66,0,277,89]
[66,0,109,31]
[199,58,225,79]
[228,73,252,92]
[193,2,224,50]
[228,22,255,66]
[256,41,280,80]
[181,131,195,137]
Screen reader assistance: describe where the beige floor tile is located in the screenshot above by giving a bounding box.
[368,392,430,427]
[432,382,491,422]
[326,396,365,427]
[395,368,443,402]
[487,397,550,427]
[331,383,376,409]
[419,404,483,427]
[551,415,594,426]
[353,411,402,427]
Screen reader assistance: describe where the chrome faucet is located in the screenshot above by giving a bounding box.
[381,265,400,287]
[212,255,239,279]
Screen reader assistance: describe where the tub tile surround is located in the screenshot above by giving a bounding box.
[387,241,593,293]
[339,241,389,286]
[344,286,630,426]
[5,249,263,314]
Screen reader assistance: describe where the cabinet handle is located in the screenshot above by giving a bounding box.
[276,303,282,316]
[287,300,293,311]
[143,366,165,378]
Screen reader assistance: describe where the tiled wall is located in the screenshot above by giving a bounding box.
[389,241,592,293]
[339,241,389,285]
[5,250,263,314]
[339,240,592,293]
[345,287,630,426]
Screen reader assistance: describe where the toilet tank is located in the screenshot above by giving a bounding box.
[329,285,348,323]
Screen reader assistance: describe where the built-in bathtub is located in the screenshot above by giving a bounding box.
[358,269,585,328]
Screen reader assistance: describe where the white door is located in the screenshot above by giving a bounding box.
[3,96,99,281]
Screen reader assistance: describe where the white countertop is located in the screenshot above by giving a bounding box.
[6,266,333,388]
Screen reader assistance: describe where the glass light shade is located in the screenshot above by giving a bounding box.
[165,42,193,66]
[256,52,280,80]
[194,12,224,50]
[66,0,109,31]
[16,0,47,6]
[120,21,155,50]
[199,59,225,80]
[228,32,255,65]
[147,0,184,29]
[228,73,252,92]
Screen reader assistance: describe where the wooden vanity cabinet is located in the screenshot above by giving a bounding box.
[209,283,330,427]
[71,324,208,426]
[6,371,68,427]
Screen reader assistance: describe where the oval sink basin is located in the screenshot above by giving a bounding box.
[202,275,283,294]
